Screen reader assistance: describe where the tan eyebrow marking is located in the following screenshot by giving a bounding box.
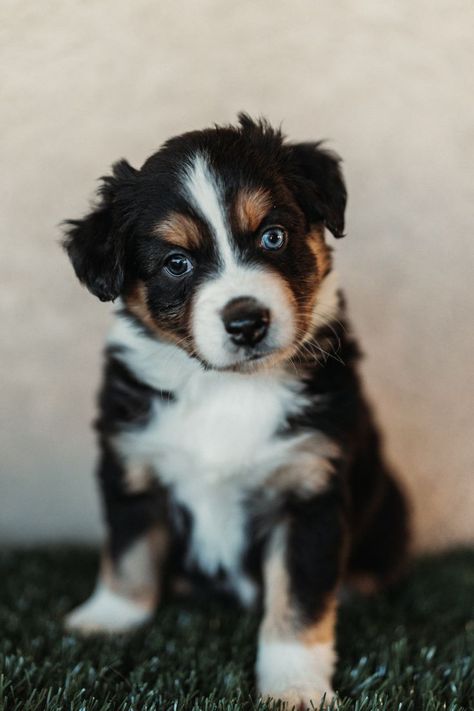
[153,212,202,249]
[234,187,273,233]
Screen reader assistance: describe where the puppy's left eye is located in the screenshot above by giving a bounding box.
[260,226,287,251]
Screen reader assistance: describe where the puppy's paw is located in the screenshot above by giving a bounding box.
[261,687,335,710]
[257,640,336,710]
[65,583,154,635]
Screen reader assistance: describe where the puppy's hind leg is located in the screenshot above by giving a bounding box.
[65,446,168,635]
[347,469,410,595]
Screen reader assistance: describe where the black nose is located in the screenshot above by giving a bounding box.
[222,297,270,347]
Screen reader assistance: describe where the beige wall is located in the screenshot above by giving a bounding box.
[1,0,473,549]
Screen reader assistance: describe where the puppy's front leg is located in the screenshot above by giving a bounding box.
[257,484,346,709]
[66,444,168,634]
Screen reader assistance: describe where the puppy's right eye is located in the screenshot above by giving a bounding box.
[164,253,194,277]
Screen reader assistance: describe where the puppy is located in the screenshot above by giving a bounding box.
[63,115,409,708]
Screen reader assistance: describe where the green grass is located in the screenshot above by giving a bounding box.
[0,548,473,711]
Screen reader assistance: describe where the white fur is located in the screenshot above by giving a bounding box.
[182,152,234,267]
[108,314,200,391]
[257,639,336,708]
[65,583,153,634]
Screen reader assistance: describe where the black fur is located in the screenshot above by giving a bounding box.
[63,160,139,301]
[288,142,347,238]
[95,444,165,563]
[93,353,172,562]
[285,480,347,625]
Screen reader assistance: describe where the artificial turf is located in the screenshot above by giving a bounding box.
[0,548,472,711]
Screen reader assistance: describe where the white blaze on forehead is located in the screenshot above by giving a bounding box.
[182,152,234,267]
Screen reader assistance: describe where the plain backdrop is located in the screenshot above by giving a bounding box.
[1,0,473,549]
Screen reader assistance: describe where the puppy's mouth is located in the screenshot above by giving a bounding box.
[224,348,273,371]
[203,341,291,373]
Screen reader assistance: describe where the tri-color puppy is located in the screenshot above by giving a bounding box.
[63,115,409,709]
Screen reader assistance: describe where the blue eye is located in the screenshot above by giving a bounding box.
[164,253,193,277]
[260,226,287,251]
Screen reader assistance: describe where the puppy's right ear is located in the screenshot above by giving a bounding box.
[62,160,138,302]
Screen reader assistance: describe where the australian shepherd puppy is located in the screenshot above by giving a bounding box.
[63,115,409,708]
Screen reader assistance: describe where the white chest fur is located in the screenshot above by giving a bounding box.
[110,318,307,586]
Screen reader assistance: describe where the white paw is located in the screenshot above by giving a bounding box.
[257,640,336,710]
[65,583,154,634]
[261,686,335,710]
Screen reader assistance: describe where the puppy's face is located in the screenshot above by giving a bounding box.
[64,116,346,371]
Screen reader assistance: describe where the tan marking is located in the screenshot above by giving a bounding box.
[267,435,339,498]
[153,212,202,249]
[293,229,333,336]
[125,463,154,494]
[125,281,186,348]
[260,525,297,641]
[295,229,332,330]
[300,596,337,645]
[308,227,332,279]
[348,573,381,597]
[125,281,157,332]
[102,525,168,609]
[234,187,272,232]
[280,237,337,369]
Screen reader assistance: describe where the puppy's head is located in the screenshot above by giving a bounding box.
[64,115,346,371]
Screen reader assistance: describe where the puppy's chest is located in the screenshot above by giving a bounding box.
[119,366,307,583]
[136,370,304,484]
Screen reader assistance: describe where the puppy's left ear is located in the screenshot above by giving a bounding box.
[289,142,347,238]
